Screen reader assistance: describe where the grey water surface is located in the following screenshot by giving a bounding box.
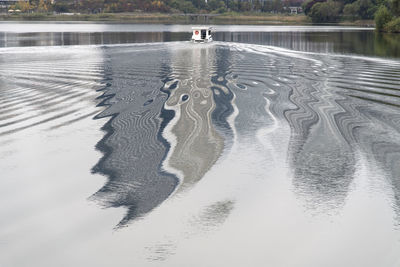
[1,24,400,267]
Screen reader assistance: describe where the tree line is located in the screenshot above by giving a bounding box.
[303,0,400,32]
[11,0,303,14]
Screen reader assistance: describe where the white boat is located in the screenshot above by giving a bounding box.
[191,26,213,43]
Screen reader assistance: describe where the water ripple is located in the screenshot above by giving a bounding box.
[3,42,400,228]
[0,47,105,137]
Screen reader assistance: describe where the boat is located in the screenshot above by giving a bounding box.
[191,26,213,43]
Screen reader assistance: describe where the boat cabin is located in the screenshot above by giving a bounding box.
[191,27,213,43]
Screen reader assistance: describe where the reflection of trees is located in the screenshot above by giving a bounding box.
[215,31,400,58]
[284,71,356,211]
[304,31,400,58]
[374,32,400,58]
[92,45,178,226]
[286,53,400,215]
[0,32,190,48]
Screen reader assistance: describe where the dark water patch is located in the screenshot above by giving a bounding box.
[168,80,178,90]
[181,94,189,102]
[143,99,154,106]
[210,46,235,145]
[191,200,235,230]
[236,83,246,90]
[227,50,291,140]
[91,45,179,226]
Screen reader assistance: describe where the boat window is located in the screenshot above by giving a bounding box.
[208,30,211,35]
[201,30,206,39]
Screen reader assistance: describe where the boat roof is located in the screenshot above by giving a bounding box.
[191,26,213,30]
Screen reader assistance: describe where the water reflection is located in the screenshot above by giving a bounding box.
[91,41,400,226]
[92,43,237,224]
[222,43,400,214]
[220,31,400,58]
[163,45,225,191]
[0,32,189,47]
[281,51,400,212]
[91,45,178,226]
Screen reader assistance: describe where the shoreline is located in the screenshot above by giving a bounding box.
[0,12,375,27]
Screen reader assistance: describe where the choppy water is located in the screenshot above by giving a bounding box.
[1,26,400,267]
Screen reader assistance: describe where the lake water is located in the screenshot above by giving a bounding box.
[1,23,400,58]
[1,23,400,267]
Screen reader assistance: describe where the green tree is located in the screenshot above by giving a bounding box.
[171,0,197,12]
[207,0,225,10]
[358,0,375,18]
[374,5,393,30]
[344,0,376,19]
[384,16,400,32]
[79,0,104,13]
[309,0,342,22]
[53,2,71,12]
[343,1,360,19]
[190,0,207,9]
[302,0,325,15]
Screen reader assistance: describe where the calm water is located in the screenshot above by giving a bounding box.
[1,23,400,58]
[1,23,400,267]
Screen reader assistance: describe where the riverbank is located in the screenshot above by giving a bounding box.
[0,12,375,26]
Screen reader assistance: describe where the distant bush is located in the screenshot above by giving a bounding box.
[170,0,196,13]
[374,5,393,30]
[357,0,376,19]
[384,16,400,31]
[207,0,227,13]
[53,2,71,13]
[302,0,326,15]
[343,0,376,19]
[309,0,342,22]
[343,1,360,19]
